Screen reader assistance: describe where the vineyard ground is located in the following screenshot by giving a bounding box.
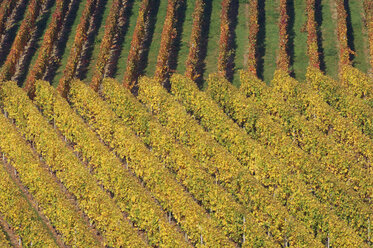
[51,0,86,87]
[0,0,372,245]
[348,0,369,73]
[174,0,195,75]
[113,0,140,81]
[232,0,250,87]
[144,0,167,77]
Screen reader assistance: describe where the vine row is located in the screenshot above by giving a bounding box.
[100,78,277,247]
[33,79,191,247]
[0,81,149,248]
[68,80,235,247]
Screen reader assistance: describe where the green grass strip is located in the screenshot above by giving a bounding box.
[175,0,195,74]
[83,0,113,82]
[22,0,57,86]
[348,0,369,73]
[143,0,168,76]
[292,0,308,81]
[113,0,141,80]
[52,0,87,87]
[203,0,221,86]
[320,0,338,79]
[262,0,279,83]
[232,0,250,87]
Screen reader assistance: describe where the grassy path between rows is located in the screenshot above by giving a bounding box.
[144,0,168,77]
[262,0,279,83]
[175,0,195,75]
[83,0,114,83]
[22,0,58,86]
[348,0,369,73]
[113,0,141,81]
[320,0,338,79]
[232,0,250,87]
[52,0,86,87]
[203,0,221,88]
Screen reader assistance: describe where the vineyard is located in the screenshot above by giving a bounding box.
[0,0,372,247]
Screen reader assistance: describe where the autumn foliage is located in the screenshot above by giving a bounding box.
[276,0,290,73]
[185,0,205,82]
[0,0,44,82]
[90,0,124,92]
[57,0,97,98]
[154,0,182,84]
[122,0,151,89]
[218,0,233,79]
[336,0,354,72]
[24,0,70,98]
[247,0,259,75]
[306,0,320,69]
[0,0,18,36]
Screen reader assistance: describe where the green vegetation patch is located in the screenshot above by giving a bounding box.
[232,0,250,87]
[52,0,88,87]
[175,0,195,74]
[83,0,114,82]
[320,0,339,79]
[203,0,221,86]
[262,0,279,83]
[114,0,142,81]
[144,0,168,76]
[348,0,369,73]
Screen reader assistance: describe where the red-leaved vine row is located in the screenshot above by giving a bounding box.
[306,0,320,69]
[277,0,290,72]
[154,0,182,83]
[90,0,126,91]
[336,0,353,71]
[364,0,373,70]
[218,0,233,79]
[185,0,204,82]
[247,0,259,75]
[25,0,71,97]
[122,0,151,89]
[57,0,98,98]
[0,0,18,35]
[0,0,45,82]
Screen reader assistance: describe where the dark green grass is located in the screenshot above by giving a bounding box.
[143,0,168,76]
[292,0,308,82]
[262,0,279,84]
[82,0,113,83]
[320,0,338,79]
[113,0,141,81]
[51,0,87,87]
[232,0,250,87]
[202,0,221,85]
[174,0,195,74]
[347,0,369,73]
[21,0,57,86]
